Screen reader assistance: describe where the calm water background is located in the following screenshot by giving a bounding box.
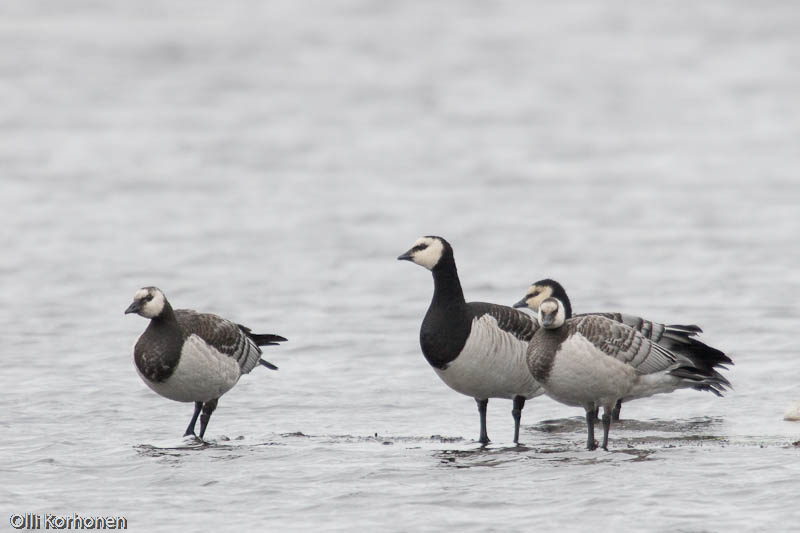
[2,1,800,531]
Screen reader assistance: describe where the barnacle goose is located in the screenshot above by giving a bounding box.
[398,236,543,445]
[513,279,733,420]
[526,292,731,450]
[125,287,286,439]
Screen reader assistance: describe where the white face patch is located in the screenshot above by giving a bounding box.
[538,298,566,329]
[136,287,166,318]
[525,284,554,312]
[409,236,444,270]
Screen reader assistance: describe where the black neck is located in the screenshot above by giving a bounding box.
[430,255,465,308]
[152,301,179,326]
[419,255,472,369]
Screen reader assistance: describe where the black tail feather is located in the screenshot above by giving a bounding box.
[669,365,731,397]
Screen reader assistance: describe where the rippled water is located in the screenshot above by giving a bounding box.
[3,1,800,531]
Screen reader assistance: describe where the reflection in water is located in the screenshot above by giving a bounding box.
[531,416,724,435]
[135,442,214,458]
[434,444,659,468]
[428,418,735,468]
[134,432,468,457]
[528,416,728,450]
[435,445,533,469]
[134,439,282,458]
[283,432,468,445]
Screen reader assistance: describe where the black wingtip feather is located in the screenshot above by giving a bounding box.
[250,333,288,345]
[259,359,279,370]
[685,337,734,369]
[660,325,733,372]
[666,324,704,334]
[238,325,288,346]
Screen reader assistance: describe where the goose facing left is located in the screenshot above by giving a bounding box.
[398,236,543,445]
[513,278,733,421]
[125,287,286,439]
[527,293,730,451]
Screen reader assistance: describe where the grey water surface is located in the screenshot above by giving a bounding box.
[2,1,800,532]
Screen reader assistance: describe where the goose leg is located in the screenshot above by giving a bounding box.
[199,398,219,440]
[184,401,203,437]
[476,398,490,445]
[585,406,597,450]
[601,410,612,450]
[612,399,622,422]
[512,396,525,444]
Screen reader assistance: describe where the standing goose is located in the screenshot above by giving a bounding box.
[125,287,286,439]
[526,292,730,450]
[513,279,733,420]
[398,236,543,444]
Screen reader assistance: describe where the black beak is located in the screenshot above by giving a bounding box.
[397,248,415,261]
[512,298,528,309]
[125,301,140,315]
[540,314,555,328]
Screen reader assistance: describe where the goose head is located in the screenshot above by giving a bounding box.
[125,286,167,319]
[397,236,452,271]
[538,297,567,329]
[513,278,572,318]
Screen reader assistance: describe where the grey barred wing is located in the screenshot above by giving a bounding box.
[571,315,678,374]
[175,310,264,374]
[577,312,673,343]
[577,312,730,372]
[470,302,540,342]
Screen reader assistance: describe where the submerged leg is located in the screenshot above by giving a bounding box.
[476,398,490,445]
[585,406,597,450]
[184,401,203,437]
[199,398,219,439]
[601,410,612,450]
[612,399,622,422]
[512,395,526,444]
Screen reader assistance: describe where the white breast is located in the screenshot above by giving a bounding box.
[544,334,639,408]
[434,315,542,400]
[137,335,242,403]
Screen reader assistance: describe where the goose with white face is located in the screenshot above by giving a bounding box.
[125,286,167,319]
[397,236,446,270]
[512,282,555,312]
[538,298,566,329]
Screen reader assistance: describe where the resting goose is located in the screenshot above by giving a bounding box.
[527,292,730,450]
[125,287,286,439]
[513,279,733,420]
[398,236,543,444]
